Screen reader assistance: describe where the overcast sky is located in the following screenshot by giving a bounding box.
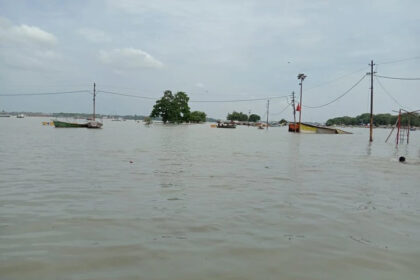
[0,0,419,121]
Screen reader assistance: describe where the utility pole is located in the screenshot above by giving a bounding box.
[291,91,297,132]
[369,60,375,142]
[266,99,270,130]
[297,73,307,132]
[93,82,96,121]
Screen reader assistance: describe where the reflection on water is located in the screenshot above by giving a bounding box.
[366,142,372,156]
[1,118,420,280]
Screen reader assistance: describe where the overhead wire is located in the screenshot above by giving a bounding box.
[97,90,157,100]
[375,77,411,110]
[377,56,420,65]
[303,74,367,109]
[306,66,368,91]
[270,102,292,116]
[0,90,90,97]
[97,89,289,103]
[190,95,288,103]
[374,75,420,81]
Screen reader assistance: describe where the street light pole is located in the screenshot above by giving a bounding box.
[297,73,306,132]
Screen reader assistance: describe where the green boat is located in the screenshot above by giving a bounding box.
[52,83,103,129]
[53,120,88,128]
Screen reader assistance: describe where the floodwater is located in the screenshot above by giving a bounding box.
[1,117,419,280]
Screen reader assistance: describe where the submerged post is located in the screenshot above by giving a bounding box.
[396,109,401,145]
[266,99,269,130]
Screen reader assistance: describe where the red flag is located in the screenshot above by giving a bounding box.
[296,103,301,111]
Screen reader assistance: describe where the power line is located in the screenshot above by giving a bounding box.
[190,97,268,103]
[190,95,288,103]
[375,77,411,110]
[97,90,157,100]
[375,75,420,81]
[377,56,420,65]
[0,90,90,97]
[303,74,367,109]
[98,89,289,103]
[306,66,368,91]
[270,102,291,116]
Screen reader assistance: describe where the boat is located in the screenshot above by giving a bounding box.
[0,111,11,117]
[42,121,54,126]
[87,120,102,129]
[53,83,103,129]
[16,114,25,118]
[217,121,236,128]
[289,122,351,134]
[53,120,88,128]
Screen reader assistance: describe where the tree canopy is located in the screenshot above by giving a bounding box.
[189,111,207,123]
[227,111,249,121]
[326,113,420,126]
[248,114,261,122]
[279,118,287,125]
[150,91,206,123]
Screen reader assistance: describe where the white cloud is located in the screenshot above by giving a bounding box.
[78,28,111,43]
[0,17,59,71]
[98,48,164,70]
[0,17,57,46]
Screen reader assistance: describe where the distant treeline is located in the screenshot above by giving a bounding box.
[52,112,146,120]
[326,113,420,127]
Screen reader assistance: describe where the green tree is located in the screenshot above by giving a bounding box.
[173,91,191,123]
[189,111,207,123]
[227,111,248,121]
[150,90,174,123]
[150,90,191,123]
[248,114,261,122]
[279,118,287,125]
[325,112,420,127]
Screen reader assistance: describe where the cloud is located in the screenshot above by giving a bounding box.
[78,28,111,43]
[0,17,59,70]
[0,17,57,47]
[98,48,164,70]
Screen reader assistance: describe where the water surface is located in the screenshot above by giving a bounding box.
[1,117,419,280]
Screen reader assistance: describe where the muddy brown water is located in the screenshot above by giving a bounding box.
[1,117,419,280]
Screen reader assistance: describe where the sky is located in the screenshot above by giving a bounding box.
[0,0,419,122]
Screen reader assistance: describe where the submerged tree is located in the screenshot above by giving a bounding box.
[248,114,261,122]
[189,111,207,123]
[173,91,191,123]
[150,90,206,124]
[150,90,175,123]
[227,111,249,121]
[279,118,287,125]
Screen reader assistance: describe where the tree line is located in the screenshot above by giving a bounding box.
[227,111,261,122]
[326,113,420,126]
[149,92,266,124]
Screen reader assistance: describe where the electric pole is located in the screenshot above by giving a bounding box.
[369,60,375,142]
[266,99,270,130]
[93,82,96,121]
